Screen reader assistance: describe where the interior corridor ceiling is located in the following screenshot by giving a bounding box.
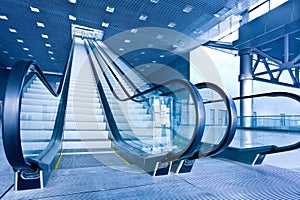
[0,0,259,74]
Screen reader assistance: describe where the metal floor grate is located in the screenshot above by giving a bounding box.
[2,157,300,199]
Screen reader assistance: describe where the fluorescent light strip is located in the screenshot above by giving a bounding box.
[30,6,40,13]
[45,43,51,47]
[48,51,54,54]
[23,47,29,51]
[150,0,159,3]
[41,34,48,39]
[102,22,109,27]
[106,6,115,13]
[69,15,76,21]
[17,39,24,43]
[139,15,148,21]
[0,15,8,20]
[131,29,138,33]
[183,5,193,13]
[37,22,45,27]
[124,39,130,43]
[51,57,55,60]
[68,0,76,4]
[168,22,176,28]
[3,51,8,54]
[28,54,33,57]
[9,28,17,33]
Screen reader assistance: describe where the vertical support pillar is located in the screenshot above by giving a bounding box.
[239,48,253,127]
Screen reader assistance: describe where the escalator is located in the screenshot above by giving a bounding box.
[1,37,238,191]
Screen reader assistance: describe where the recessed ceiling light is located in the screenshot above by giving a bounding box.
[68,0,76,4]
[139,14,148,21]
[0,15,8,20]
[3,51,8,54]
[152,60,157,63]
[183,5,193,13]
[168,22,176,28]
[150,0,159,3]
[9,57,15,60]
[69,15,76,21]
[45,43,51,47]
[17,39,24,43]
[160,55,165,58]
[28,54,33,57]
[119,48,124,51]
[9,28,17,33]
[48,51,54,54]
[156,34,163,39]
[214,13,220,18]
[102,22,109,28]
[124,39,131,43]
[140,51,146,55]
[106,6,115,13]
[193,28,202,34]
[30,6,40,13]
[51,57,56,60]
[37,22,45,27]
[41,34,48,39]
[23,47,29,51]
[131,29,138,33]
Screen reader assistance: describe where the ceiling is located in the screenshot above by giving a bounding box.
[0,0,258,74]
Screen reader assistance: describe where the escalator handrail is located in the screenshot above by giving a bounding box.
[87,40,144,103]
[98,41,156,88]
[2,40,74,172]
[93,40,147,100]
[233,91,300,154]
[85,39,206,162]
[195,82,238,156]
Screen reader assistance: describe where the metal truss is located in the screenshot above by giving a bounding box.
[250,35,300,88]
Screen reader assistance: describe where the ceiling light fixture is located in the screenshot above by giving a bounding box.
[45,43,51,47]
[160,55,165,58]
[37,22,45,27]
[119,48,124,51]
[168,22,176,28]
[150,0,159,3]
[0,15,8,20]
[41,34,48,39]
[9,57,15,60]
[3,51,8,54]
[68,0,77,4]
[17,39,24,43]
[156,34,163,39]
[106,6,115,13]
[28,54,33,57]
[124,39,131,43]
[183,5,193,13]
[69,15,76,21]
[101,22,109,28]
[30,6,40,13]
[48,51,54,54]
[139,14,148,21]
[140,51,146,55]
[148,44,154,47]
[296,37,300,41]
[51,57,55,60]
[214,13,220,18]
[9,28,17,33]
[23,47,29,51]
[131,29,138,33]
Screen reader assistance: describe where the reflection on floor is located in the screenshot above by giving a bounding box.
[230,129,300,171]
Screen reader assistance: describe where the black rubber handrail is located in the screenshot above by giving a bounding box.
[2,39,74,172]
[194,82,238,157]
[93,40,146,96]
[98,41,156,88]
[233,91,300,154]
[85,39,206,162]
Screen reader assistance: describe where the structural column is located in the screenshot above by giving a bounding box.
[239,48,253,127]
